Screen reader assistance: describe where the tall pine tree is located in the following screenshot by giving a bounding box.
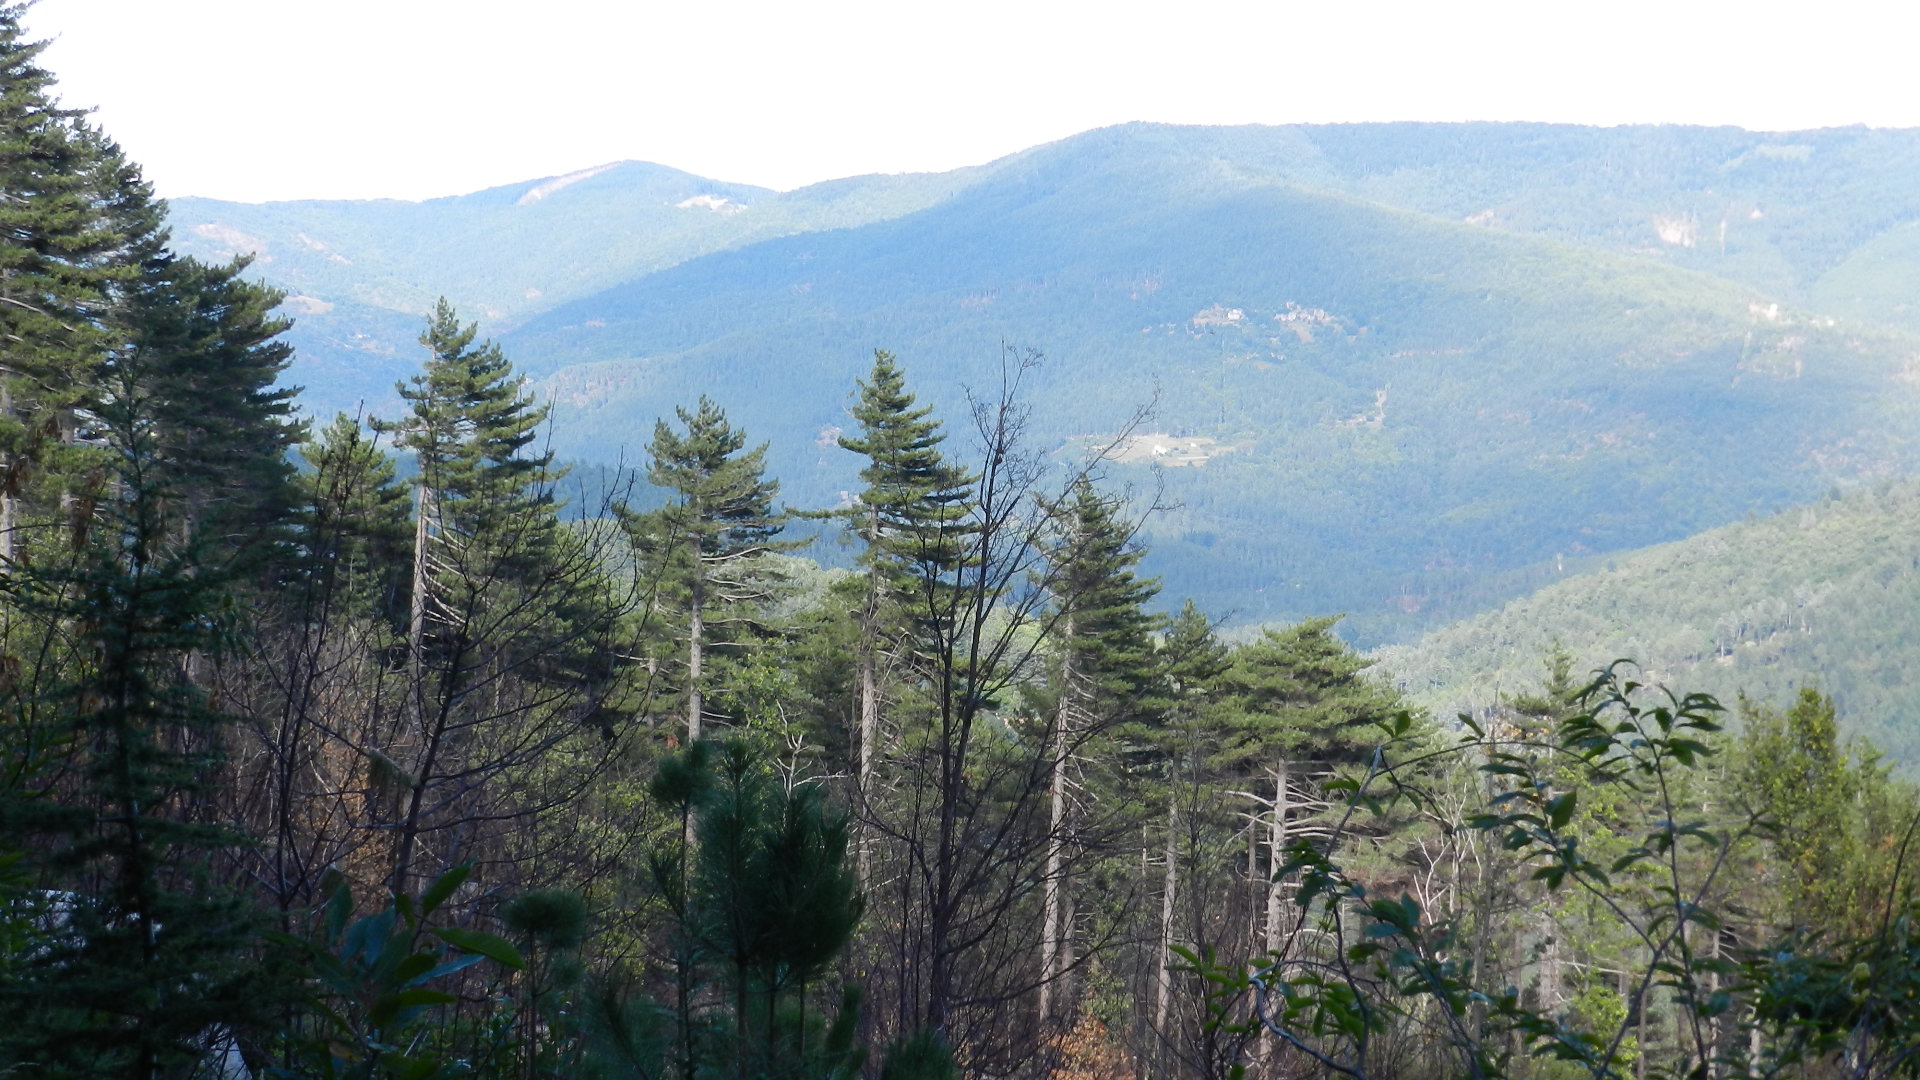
[1035,477,1159,1024]
[623,396,788,742]
[0,6,163,564]
[1211,616,1406,1017]
[376,299,625,890]
[128,253,301,577]
[0,268,281,1079]
[834,351,973,874]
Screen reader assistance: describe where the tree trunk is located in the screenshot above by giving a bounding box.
[0,482,14,567]
[856,637,876,883]
[857,505,880,886]
[1264,758,1290,955]
[0,384,12,568]
[1154,794,1177,1037]
[687,556,704,743]
[1259,759,1291,1078]
[1039,624,1075,1026]
[1540,922,1561,1015]
[408,481,431,729]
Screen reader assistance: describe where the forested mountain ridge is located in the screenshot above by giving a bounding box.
[15,8,1920,1077]
[166,159,998,392]
[170,121,1920,404]
[1374,477,1920,764]
[166,122,1920,642]
[510,162,1920,640]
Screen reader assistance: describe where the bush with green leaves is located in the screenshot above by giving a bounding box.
[266,865,525,1080]
[1179,663,1920,1080]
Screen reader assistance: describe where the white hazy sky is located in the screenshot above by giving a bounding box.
[21,0,1920,203]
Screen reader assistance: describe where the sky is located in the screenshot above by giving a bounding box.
[21,0,1920,203]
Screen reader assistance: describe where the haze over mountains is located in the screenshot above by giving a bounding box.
[169,121,1920,654]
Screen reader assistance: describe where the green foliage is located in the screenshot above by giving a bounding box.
[1176,664,1920,1080]
[270,865,525,1080]
[296,412,415,621]
[164,122,1920,644]
[638,739,867,1080]
[1378,479,1920,765]
[128,252,303,574]
[621,396,791,738]
[1047,476,1162,712]
[1214,615,1406,771]
[503,889,589,952]
[382,297,559,556]
[837,349,975,591]
[877,1029,960,1080]
[18,39,1920,1077]
[638,396,787,566]
[0,4,162,532]
[1734,687,1912,939]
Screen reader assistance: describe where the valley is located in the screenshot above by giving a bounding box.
[172,121,1920,650]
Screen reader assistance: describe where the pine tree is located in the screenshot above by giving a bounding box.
[294,413,414,622]
[375,299,625,890]
[0,306,275,1077]
[1138,601,1231,1067]
[640,740,867,1080]
[623,396,788,742]
[0,24,286,1070]
[837,350,975,589]
[834,350,973,876]
[1210,616,1406,1034]
[0,8,162,563]
[382,298,558,679]
[1735,687,1898,939]
[127,254,301,578]
[1036,477,1160,1023]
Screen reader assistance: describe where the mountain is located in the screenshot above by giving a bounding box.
[1372,479,1920,766]
[166,159,998,413]
[164,122,1920,642]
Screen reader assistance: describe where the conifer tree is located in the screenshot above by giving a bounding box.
[375,300,625,891]
[0,7,163,564]
[1138,600,1232,1065]
[624,396,787,742]
[295,413,414,622]
[0,26,294,1069]
[1036,477,1160,1023]
[1735,687,1907,940]
[0,307,273,1077]
[834,350,973,872]
[638,740,867,1080]
[128,253,301,576]
[1211,617,1404,988]
[383,298,558,683]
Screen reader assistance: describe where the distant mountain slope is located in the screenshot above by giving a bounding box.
[167,122,1920,417]
[502,143,1920,641]
[1373,480,1920,765]
[163,121,1920,641]
[167,160,999,413]
[1263,123,1920,302]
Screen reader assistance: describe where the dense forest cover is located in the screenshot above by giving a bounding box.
[7,9,1920,1080]
[166,119,1920,640]
[1376,478,1920,765]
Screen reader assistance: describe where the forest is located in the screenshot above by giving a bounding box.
[7,9,1920,1080]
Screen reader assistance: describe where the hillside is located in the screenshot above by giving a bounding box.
[166,159,998,414]
[1373,479,1920,764]
[500,131,1920,641]
[162,121,1920,641]
[168,123,1920,416]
